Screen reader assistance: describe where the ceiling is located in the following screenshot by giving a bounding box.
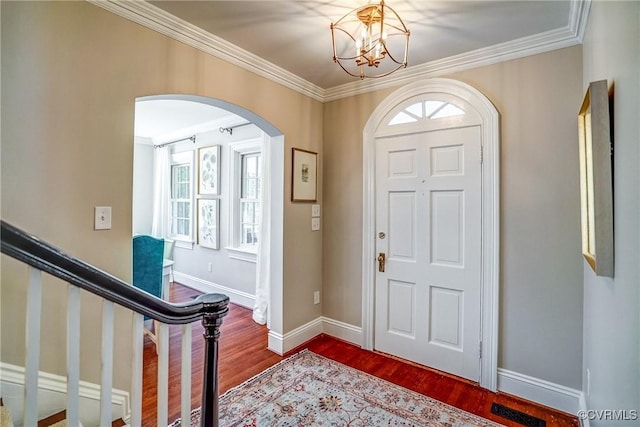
[121,0,586,136]
[134,99,243,143]
[145,0,576,90]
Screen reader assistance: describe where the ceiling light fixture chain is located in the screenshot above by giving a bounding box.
[331,0,410,79]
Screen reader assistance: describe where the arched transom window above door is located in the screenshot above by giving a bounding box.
[388,100,466,126]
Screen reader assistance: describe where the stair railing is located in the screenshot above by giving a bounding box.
[0,220,229,427]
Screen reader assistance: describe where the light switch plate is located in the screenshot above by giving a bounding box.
[311,217,320,231]
[311,204,320,218]
[94,206,112,230]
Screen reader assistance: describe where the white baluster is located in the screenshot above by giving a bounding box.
[67,285,81,426]
[130,312,144,427]
[157,322,169,427]
[101,300,114,426]
[24,267,42,427]
[181,323,192,424]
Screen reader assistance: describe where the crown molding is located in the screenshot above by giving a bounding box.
[134,136,153,146]
[570,0,591,43]
[89,0,590,103]
[88,0,325,102]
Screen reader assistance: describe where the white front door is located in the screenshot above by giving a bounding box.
[374,125,482,382]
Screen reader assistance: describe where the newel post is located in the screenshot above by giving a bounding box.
[197,293,230,427]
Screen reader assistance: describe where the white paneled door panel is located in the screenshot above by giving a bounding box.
[374,126,482,382]
[431,190,464,267]
[388,192,416,261]
[387,280,416,338]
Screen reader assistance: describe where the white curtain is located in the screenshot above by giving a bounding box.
[151,145,171,238]
[253,135,271,325]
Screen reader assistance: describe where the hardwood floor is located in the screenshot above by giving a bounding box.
[142,283,579,426]
[141,283,281,426]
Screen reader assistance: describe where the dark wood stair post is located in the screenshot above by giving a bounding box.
[197,293,230,427]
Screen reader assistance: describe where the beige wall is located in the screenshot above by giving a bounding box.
[323,46,584,388]
[323,90,394,326]
[581,1,639,419]
[1,0,596,398]
[1,1,323,392]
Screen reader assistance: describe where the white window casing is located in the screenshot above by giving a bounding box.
[226,138,263,262]
[170,151,194,248]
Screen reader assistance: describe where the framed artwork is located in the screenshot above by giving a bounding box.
[198,145,221,195]
[291,148,317,202]
[197,198,219,249]
[578,79,613,277]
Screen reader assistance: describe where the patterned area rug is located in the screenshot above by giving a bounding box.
[169,350,502,426]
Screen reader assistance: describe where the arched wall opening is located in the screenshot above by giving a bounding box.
[132,93,284,338]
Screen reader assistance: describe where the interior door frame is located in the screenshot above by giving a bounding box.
[361,78,500,391]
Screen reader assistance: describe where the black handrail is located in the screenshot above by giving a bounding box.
[1,220,228,323]
[0,220,228,427]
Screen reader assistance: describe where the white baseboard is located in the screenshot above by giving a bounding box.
[321,317,363,346]
[0,362,129,425]
[268,317,324,355]
[267,330,285,355]
[267,316,362,355]
[497,368,582,415]
[173,271,255,309]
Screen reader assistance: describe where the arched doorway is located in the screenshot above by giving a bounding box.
[361,79,499,390]
[133,93,284,339]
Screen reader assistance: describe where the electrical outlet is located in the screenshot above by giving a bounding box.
[311,204,320,218]
[207,262,213,272]
[311,217,320,231]
[313,291,320,305]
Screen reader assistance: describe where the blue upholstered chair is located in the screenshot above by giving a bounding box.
[133,235,165,353]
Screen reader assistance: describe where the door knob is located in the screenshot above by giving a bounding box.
[377,252,386,272]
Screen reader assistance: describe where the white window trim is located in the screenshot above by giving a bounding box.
[170,151,195,249]
[175,240,195,250]
[225,247,257,263]
[227,138,263,260]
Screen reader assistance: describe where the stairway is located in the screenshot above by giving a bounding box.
[1,222,230,427]
[0,400,125,427]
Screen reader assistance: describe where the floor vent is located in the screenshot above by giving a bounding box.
[491,403,546,427]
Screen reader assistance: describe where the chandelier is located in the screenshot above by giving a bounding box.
[330,1,410,79]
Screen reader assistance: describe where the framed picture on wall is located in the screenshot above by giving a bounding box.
[291,148,317,202]
[198,145,221,195]
[578,79,614,277]
[197,198,219,249]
